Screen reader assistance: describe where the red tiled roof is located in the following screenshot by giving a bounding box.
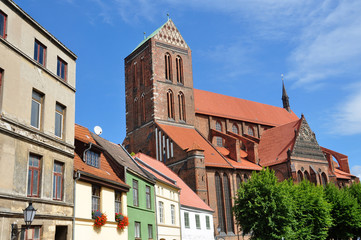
[334,168,352,180]
[258,119,302,166]
[194,89,299,126]
[157,123,261,171]
[75,124,96,144]
[134,153,213,212]
[74,124,127,186]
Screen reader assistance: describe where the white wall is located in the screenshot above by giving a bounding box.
[180,207,214,240]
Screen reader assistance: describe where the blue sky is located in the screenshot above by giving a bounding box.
[19,0,361,176]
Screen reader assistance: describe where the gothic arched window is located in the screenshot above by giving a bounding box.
[140,94,145,123]
[167,90,174,119]
[297,170,303,182]
[321,172,328,186]
[176,56,183,84]
[133,62,138,87]
[134,98,139,127]
[215,173,225,233]
[216,121,223,147]
[223,173,234,233]
[304,171,310,181]
[232,124,239,134]
[236,174,242,189]
[178,92,186,121]
[248,126,254,136]
[140,58,145,86]
[165,53,172,81]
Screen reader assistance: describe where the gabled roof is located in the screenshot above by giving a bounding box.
[91,132,153,182]
[194,89,299,126]
[258,119,302,166]
[157,122,261,171]
[74,125,128,187]
[334,168,353,180]
[131,19,189,54]
[134,153,213,212]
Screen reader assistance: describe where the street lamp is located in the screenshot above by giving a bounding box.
[11,202,37,239]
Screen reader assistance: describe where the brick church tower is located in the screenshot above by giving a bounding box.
[123,20,208,200]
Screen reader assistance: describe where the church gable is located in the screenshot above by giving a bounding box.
[291,116,326,161]
[153,19,189,49]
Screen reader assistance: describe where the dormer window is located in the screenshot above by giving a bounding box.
[86,150,99,168]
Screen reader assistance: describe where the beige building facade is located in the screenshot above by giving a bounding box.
[0,0,77,239]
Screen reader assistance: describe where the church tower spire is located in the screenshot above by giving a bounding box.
[281,74,291,112]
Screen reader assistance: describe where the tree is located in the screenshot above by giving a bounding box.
[233,168,295,240]
[346,183,361,238]
[325,183,361,239]
[291,180,332,240]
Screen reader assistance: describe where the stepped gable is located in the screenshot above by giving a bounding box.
[292,117,326,161]
[74,125,128,187]
[258,119,301,166]
[194,89,299,126]
[134,153,213,212]
[157,122,261,170]
[91,132,151,180]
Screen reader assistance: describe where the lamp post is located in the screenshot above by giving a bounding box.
[11,202,37,239]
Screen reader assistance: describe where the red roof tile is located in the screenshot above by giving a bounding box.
[258,119,301,166]
[157,123,233,168]
[74,124,127,186]
[194,89,299,126]
[157,123,261,170]
[334,168,352,180]
[134,153,213,212]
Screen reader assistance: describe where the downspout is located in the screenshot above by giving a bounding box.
[72,171,81,240]
[83,142,93,161]
[231,171,240,240]
[154,188,159,240]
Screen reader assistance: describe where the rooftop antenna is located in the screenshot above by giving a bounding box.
[143,32,146,40]
[167,13,170,20]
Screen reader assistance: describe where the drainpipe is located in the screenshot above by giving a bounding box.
[72,171,81,240]
[232,171,240,240]
[154,188,159,240]
[83,143,93,161]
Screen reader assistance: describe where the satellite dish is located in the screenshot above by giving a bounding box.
[94,126,102,136]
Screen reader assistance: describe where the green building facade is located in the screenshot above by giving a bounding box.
[126,170,157,240]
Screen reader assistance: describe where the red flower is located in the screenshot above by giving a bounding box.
[93,212,107,228]
[115,213,129,230]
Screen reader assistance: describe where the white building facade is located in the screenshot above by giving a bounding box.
[180,206,214,240]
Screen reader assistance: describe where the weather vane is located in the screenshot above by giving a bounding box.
[167,13,170,20]
[281,73,284,81]
[143,32,146,40]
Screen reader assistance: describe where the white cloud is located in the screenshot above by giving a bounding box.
[330,83,361,135]
[351,165,361,179]
[287,0,361,87]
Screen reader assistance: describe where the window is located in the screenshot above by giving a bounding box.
[176,56,183,84]
[297,171,303,182]
[146,185,151,209]
[195,214,201,229]
[171,204,175,224]
[236,174,242,189]
[53,161,63,200]
[140,95,145,124]
[134,98,139,127]
[184,212,190,228]
[133,180,139,206]
[57,57,67,81]
[178,92,185,121]
[34,40,46,66]
[86,150,99,168]
[0,10,6,39]
[244,174,249,183]
[140,58,145,86]
[27,154,41,197]
[206,215,210,229]
[164,53,172,80]
[248,126,254,136]
[232,124,239,134]
[115,191,122,213]
[167,90,174,119]
[223,173,234,233]
[321,172,328,186]
[55,103,65,138]
[135,222,141,239]
[92,185,100,214]
[21,226,41,240]
[215,173,225,232]
[133,62,138,87]
[158,201,164,223]
[216,121,223,147]
[148,224,153,239]
[31,90,43,129]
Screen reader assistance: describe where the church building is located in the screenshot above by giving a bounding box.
[123,19,357,239]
